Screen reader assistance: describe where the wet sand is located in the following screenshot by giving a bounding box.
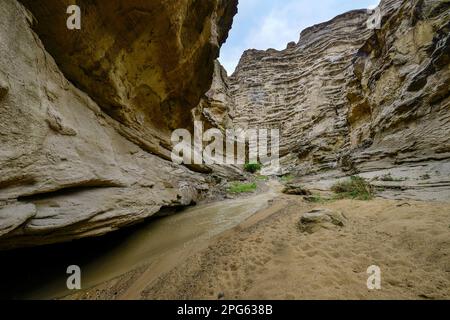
[70,193,450,300]
[25,182,280,299]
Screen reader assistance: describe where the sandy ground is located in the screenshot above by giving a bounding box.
[70,193,450,300]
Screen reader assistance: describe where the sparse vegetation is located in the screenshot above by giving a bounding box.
[331,176,374,200]
[256,175,269,181]
[421,174,431,180]
[228,182,257,194]
[281,174,294,183]
[244,162,262,174]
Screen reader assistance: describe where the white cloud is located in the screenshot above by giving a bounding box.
[246,13,295,50]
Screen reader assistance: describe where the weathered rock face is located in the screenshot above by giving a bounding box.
[345,0,450,172]
[298,209,346,234]
[196,61,235,131]
[228,9,377,173]
[20,0,237,161]
[226,0,450,185]
[0,0,237,249]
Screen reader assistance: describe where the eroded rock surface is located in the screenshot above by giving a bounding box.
[20,0,237,161]
[225,0,449,193]
[1,0,449,249]
[282,184,312,196]
[0,0,237,249]
[229,8,377,173]
[298,209,346,234]
[345,0,450,172]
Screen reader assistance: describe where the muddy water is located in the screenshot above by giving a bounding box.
[0,183,280,299]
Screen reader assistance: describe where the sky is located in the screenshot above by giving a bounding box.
[219,0,381,74]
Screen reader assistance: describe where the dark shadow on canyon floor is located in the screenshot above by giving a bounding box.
[0,216,164,300]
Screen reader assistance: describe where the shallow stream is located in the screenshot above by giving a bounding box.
[0,183,280,299]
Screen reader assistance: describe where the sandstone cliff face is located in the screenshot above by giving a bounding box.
[197,61,235,131]
[1,0,448,249]
[0,0,237,249]
[229,9,375,173]
[20,0,237,161]
[225,0,449,198]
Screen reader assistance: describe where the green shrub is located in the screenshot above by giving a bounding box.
[244,162,262,173]
[281,174,294,182]
[331,176,374,200]
[228,182,257,194]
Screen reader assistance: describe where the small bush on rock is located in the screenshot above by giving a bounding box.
[331,176,373,200]
[244,162,262,173]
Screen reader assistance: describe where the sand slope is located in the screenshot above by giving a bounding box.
[140,196,450,300]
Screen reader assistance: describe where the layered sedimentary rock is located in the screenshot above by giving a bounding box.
[196,61,235,131]
[229,9,374,173]
[226,0,449,191]
[0,0,237,249]
[20,0,237,161]
[345,0,450,171]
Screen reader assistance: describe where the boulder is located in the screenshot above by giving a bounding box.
[298,209,346,233]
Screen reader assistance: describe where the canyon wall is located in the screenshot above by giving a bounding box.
[0,0,237,249]
[225,0,449,196]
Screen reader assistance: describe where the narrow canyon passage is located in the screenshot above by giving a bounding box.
[1,0,449,303]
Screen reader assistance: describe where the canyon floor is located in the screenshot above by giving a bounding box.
[66,182,450,300]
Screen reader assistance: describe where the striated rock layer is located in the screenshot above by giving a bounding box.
[225,0,449,196]
[0,0,237,249]
[229,9,375,172]
[344,0,450,171]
